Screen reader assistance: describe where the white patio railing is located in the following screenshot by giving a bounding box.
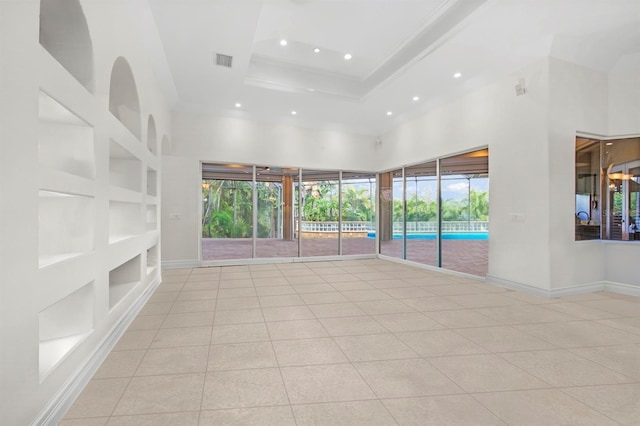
[298,221,488,233]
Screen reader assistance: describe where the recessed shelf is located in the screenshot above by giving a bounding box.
[147,168,157,196]
[109,57,141,140]
[110,140,141,193]
[39,190,94,269]
[109,201,142,244]
[39,0,94,92]
[39,92,95,180]
[147,244,158,275]
[109,255,141,309]
[147,115,158,155]
[39,281,94,380]
[146,204,158,231]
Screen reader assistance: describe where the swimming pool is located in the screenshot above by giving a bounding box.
[367,232,488,240]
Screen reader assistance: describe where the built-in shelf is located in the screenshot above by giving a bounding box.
[109,255,141,309]
[146,204,158,231]
[39,91,95,180]
[110,139,141,193]
[147,244,158,275]
[39,281,94,380]
[109,201,142,243]
[147,168,157,196]
[147,115,157,155]
[39,190,94,269]
[39,0,94,92]
[109,57,141,140]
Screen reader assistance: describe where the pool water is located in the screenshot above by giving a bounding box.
[367,232,488,240]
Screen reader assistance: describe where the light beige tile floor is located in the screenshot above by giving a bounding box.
[62,259,640,425]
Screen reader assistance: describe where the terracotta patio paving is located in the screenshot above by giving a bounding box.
[202,238,488,277]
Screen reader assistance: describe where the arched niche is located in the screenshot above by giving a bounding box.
[109,57,141,140]
[39,0,94,92]
[147,116,157,155]
[161,135,171,155]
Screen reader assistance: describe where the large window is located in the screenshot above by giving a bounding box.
[378,149,489,276]
[575,136,640,241]
[201,163,377,261]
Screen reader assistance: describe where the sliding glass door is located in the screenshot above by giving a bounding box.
[201,164,253,260]
[404,161,437,266]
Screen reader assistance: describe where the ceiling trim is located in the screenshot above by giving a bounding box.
[245,0,489,102]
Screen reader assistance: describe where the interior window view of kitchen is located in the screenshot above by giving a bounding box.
[576,136,640,241]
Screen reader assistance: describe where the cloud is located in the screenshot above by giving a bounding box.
[445,182,469,194]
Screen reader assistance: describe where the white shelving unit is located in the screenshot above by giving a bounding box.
[147,115,157,155]
[146,244,158,276]
[3,2,167,423]
[109,255,141,309]
[146,204,158,231]
[110,140,141,193]
[38,190,94,268]
[147,168,157,196]
[109,201,143,243]
[39,282,94,380]
[39,92,95,180]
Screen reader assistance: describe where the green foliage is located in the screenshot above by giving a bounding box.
[201,177,487,238]
[393,189,489,222]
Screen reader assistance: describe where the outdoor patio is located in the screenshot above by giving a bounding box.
[202,238,488,277]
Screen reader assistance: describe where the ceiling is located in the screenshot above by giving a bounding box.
[145,0,640,136]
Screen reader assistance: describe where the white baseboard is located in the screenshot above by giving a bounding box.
[161,259,200,269]
[605,281,640,297]
[33,274,162,426]
[486,274,640,298]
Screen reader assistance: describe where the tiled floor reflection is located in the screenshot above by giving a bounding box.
[62,259,640,425]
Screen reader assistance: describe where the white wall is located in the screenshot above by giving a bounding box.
[603,53,640,287]
[0,1,171,424]
[609,53,640,136]
[547,58,608,290]
[379,59,553,290]
[161,112,377,263]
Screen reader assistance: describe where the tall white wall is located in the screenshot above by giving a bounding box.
[609,53,640,136]
[379,59,553,290]
[603,53,640,287]
[547,58,608,290]
[0,1,171,424]
[161,112,377,264]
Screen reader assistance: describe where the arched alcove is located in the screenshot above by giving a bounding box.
[147,116,157,154]
[109,57,141,140]
[161,135,171,155]
[39,0,94,92]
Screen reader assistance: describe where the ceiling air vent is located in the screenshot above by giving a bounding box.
[215,53,233,68]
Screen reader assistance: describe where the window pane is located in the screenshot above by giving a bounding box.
[405,161,437,266]
[255,167,300,258]
[575,138,601,240]
[201,163,254,260]
[341,172,376,255]
[440,149,489,276]
[379,169,404,259]
[299,170,340,257]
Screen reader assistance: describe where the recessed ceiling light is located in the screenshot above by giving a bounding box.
[386,111,393,116]
[235,103,242,108]
[280,39,288,46]
[453,72,462,79]
[344,53,352,60]
[412,96,420,101]
[291,110,297,115]
[313,48,320,53]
